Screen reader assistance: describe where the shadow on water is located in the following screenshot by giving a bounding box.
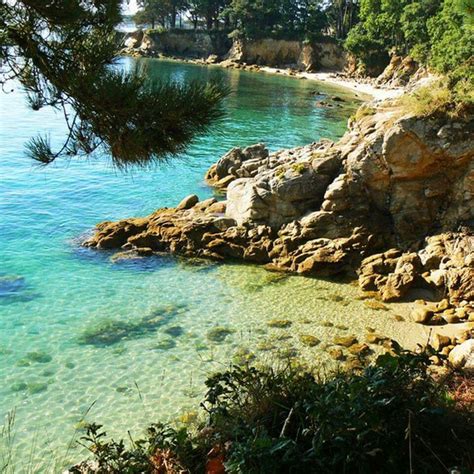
[72,239,220,276]
[71,244,176,273]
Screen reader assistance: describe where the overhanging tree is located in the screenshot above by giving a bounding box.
[0,0,227,167]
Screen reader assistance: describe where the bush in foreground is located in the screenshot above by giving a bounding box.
[75,351,473,473]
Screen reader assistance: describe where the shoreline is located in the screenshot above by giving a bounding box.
[259,66,405,101]
[126,52,405,101]
[113,52,472,361]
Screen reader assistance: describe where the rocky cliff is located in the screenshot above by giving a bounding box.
[123,31,346,71]
[123,29,231,59]
[225,38,347,71]
[84,101,473,322]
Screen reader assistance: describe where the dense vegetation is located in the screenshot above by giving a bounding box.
[136,0,473,79]
[136,0,356,40]
[0,0,227,166]
[75,351,473,473]
[345,0,473,76]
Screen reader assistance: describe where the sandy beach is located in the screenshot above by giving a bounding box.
[259,66,405,101]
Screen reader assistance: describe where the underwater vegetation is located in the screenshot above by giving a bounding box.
[267,319,292,328]
[177,256,219,274]
[206,326,235,343]
[216,266,290,294]
[152,338,177,351]
[0,274,39,305]
[233,347,256,365]
[78,304,188,346]
[16,351,53,366]
[10,380,49,394]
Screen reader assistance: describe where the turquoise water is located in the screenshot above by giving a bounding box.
[0,58,422,472]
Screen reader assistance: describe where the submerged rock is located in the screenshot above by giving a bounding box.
[164,326,185,338]
[333,335,358,347]
[299,335,321,347]
[0,274,26,297]
[267,319,292,328]
[206,326,235,343]
[77,307,178,346]
[328,347,345,361]
[25,351,52,364]
[153,338,177,351]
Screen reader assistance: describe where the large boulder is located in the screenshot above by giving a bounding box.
[225,142,342,227]
[448,339,474,373]
[123,30,144,49]
[219,107,473,242]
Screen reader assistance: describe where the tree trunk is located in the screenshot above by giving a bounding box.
[171,6,176,29]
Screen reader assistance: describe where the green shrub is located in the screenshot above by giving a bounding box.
[350,104,376,123]
[76,351,473,473]
[400,75,473,118]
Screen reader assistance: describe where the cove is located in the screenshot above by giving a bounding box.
[0,58,420,472]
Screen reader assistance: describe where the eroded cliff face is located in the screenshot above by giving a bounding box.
[124,32,347,71]
[124,30,231,59]
[83,103,473,313]
[226,38,347,71]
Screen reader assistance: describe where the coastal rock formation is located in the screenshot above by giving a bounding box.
[206,108,473,243]
[84,104,473,311]
[359,232,474,307]
[123,30,231,59]
[123,31,347,72]
[225,38,347,71]
[375,55,419,88]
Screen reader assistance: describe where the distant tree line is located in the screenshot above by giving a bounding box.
[135,0,473,76]
[134,0,357,40]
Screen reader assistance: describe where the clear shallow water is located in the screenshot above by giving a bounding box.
[0,58,424,472]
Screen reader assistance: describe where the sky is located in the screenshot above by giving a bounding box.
[122,0,138,15]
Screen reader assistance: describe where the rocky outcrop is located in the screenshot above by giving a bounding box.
[123,30,144,49]
[206,108,473,243]
[84,103,473,310]
[123,31,348,71]
[359,232,474,307]
[375,55,420,88]
[225,38,347,71]
[123,30,231,59]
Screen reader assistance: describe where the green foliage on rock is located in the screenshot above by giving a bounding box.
[76,351,474,473]
[345,0,473,79]
[136,0,188,29]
